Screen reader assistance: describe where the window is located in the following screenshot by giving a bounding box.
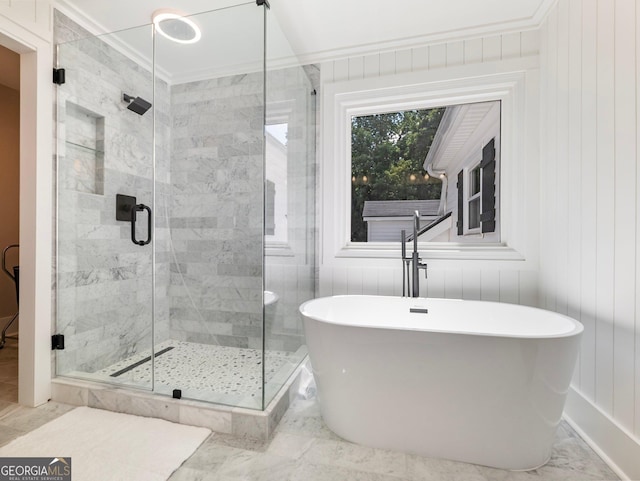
[457,136,497,236]
[265,122,288,243]
[350,108,445,242]
[351,100,501,244]
[321,64,537,261]
[468,164,481,231]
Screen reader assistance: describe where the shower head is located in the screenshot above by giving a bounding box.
[123,93,152,116]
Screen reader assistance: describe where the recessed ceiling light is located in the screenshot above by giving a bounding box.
[152,9,201,44]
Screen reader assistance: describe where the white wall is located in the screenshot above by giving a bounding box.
[318,32,540,304]
[539,0,640,478]
[321,32,540,83]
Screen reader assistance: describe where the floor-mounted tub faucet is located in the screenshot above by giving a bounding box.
[401,210,428,297]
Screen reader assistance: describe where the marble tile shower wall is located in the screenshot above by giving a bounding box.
[168,74,265,348]
[54,11,171,375]
[168,66,317,352]
[55,12,318,368]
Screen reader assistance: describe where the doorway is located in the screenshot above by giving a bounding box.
[0,16,53,408]
[0,43,20,406]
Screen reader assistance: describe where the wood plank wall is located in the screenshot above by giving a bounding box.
[321,32,540,83]
[318,31,540,306]
[540,0,640,441]
[0,0,51,41]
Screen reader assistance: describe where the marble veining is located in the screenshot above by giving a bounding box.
[54,10,172,377]
[54,13,316,410]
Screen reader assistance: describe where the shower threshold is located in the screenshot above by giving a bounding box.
[51,344,310,440]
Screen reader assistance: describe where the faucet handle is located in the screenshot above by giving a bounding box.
[418,261,428,278]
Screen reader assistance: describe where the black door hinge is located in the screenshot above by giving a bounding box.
[53,68,66,85]
[256,0,270,8]
[51,334,65,350]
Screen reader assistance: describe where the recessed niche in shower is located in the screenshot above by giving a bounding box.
[64,101,105,195]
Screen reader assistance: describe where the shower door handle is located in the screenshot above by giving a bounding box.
[131,204,152,246]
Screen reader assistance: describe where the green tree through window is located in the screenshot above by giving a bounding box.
[351,108,445,242]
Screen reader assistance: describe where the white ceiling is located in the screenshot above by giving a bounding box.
[56,0,553,82]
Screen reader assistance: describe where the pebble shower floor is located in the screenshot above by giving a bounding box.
[93,340,303,406]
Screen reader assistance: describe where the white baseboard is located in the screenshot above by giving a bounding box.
[563,386,640,481]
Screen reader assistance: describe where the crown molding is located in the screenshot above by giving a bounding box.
[53,0,557,83]
[287,0,557,66]
[55,0,117,40]
[54,0,172,83]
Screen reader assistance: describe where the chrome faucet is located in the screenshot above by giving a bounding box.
[401,211,428,297]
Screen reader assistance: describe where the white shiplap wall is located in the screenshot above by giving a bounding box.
[0,1,51,42]
[540,0,640,477]
[321,32,540,83]
[319,31,540,305]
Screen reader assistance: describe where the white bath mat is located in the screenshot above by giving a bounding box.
[0,406,210,481]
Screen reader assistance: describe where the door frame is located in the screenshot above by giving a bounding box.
[0,19,53,407]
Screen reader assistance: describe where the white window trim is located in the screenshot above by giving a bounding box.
[320,57,539,264]
[464,162,482,235]
[265,101,295,257]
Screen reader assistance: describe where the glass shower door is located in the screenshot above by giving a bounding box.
[55,24,156,390]
[153,3,267,408]
[54,3,310,410]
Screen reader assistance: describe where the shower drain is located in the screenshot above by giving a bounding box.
[110,346,175,377]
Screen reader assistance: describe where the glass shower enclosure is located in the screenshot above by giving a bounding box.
[54,1,316,410]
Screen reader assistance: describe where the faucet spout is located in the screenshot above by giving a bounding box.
[409,211,428,297]
[401,211,428,297]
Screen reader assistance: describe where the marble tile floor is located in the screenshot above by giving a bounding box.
[0,337,18,404]
[0,382,619,481]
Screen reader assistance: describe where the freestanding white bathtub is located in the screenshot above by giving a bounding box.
[299,295,583,471]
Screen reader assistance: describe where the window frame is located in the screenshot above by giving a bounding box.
[320,58,538,263]
[264,121,289,242]
[264,103,296,257]
[465,162,482,234]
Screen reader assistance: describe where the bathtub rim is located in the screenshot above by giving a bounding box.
[300,295,584,340]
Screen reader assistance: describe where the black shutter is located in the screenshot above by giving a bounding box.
[480,138,496,233]
[457,170,464,236]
